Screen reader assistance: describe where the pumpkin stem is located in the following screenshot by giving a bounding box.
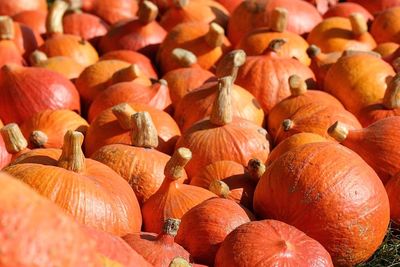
[58,130,85,172]
[383,74,400,109]
[111,64,145,84]
[161,218,181,237]
[138,1,158,24]
[327,121,349,142]
[216,50,246,82]
[112,103,137,130]
[171,48,197,68]
[131,111,159,148]
[270,8,288,32]
[349,13,367,36]
[210,76,233,126]
[47,0,69,34]
[289,75,307,96]
[209,180,230,198]
[247,159,266,182]
[174,0,189,8]
[0,123,28,154]
[29,50,48,65]
[164,147,192,181]
[169,257,192,267]
[205,23,225,48]
[306,45,321,58]
[0,16,14,40]
[264,39,287,54]
[30,130,49,148]
[282,119,293,131]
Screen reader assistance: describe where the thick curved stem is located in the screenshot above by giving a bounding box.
[58,130,86,173]
[130,111,159,148]
[30,130,49,148]
[0,123,28,154]
[327,121,349,142]
[216,50,246,82]
[210,76,233,126]
[112,103,137,130]
[164,147,192,181]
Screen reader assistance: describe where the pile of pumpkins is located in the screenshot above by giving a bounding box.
[1,0,400,266]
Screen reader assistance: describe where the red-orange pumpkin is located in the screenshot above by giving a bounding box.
[216,0,242,13]
[371,7,400,44]
[215,220,334,267]
[91,0,138,25]
[0,0,47,16]
[323,2,373,21]
[253,142,390,266]
[374,42,400,58]
[12,10,46,35]
[348,0,400,14]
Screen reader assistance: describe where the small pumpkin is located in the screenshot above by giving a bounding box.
[12,10,46,35]
[0,0,47,16]
[124,218,191,267]
[253,142,390,266]
[85,103,181,156]
[0,64,80,124]
[4,130,142,236]
[323,2,373,21]
[215,220,333,267]
[371,7,400,44]
[20,109,88,149]
[91,0,138,25]
[0,16,25,67]
[142,147,217,233]
[175,197,253,266]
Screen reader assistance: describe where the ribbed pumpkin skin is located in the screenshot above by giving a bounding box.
[0,172,101,267]
[84,227,153,267]
[339,117,400,184]
[385,173,400,225]
[85,104,181,156]
[123,231,190,267]
[75,60,130,104]
[323,3,373,20]
[190,161,256,208]
[215,220,334,267]
[273,103,362,144]
[174,81,264,132]
[0,65,81,124]
[100,50,158,79]
[307,17,376,53]
[12,10,47,35]
[20,109,89,149]
[227,0,322,45]
[235,52,316,114]
[324,54,396,116]
[176,198,253,265]
[91,0,138,25]
[176,118,270,178]
[371,7,400,44]
[0,0,47,16]
[267,90,343,138]
[63,12,109,42]
[4,153,142,237]
[358,104,400,127]
[253,142,390,266]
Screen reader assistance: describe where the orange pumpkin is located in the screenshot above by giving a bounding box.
[4,130,142,236]
[142,147,217,233]
[20,109,88,149]
[176,77,270,177]
[385,173,400,225]
[157,21,231,73]
[0,0,47,16]
[91,0,138,25]
[85,103,181,156]
[216,0,242,13]
[374,42,400,58]
[323,2,373,21]
[348,0,400,14]
[371,7,400,44]
[12,10,47,35]
[176,197,253,266]
[0,16,25,67]
[253,142,390,266]
[123,218,191,266]
[215,220,333,267]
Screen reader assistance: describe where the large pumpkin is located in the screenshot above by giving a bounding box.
[253,142,390,266]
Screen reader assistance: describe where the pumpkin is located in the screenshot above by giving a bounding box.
[176,197,253,266]
[348,0,400,15]
[235,39,316,114]
[12,10,47,35]
[39,1,98,68]
[273,103,362,144]
[99,1,166,58]
[0,0,47,16]
[176,76,270,177]
[267,75,343,138]
[266,132,329,165]
[215,219,334,267]
[0,64,80,124]
[253,142,390,266]
[124,218,191,266]
[4,130,142,236]
[190,159,264,209]
[85,103,181,155]
[91,110,184,205]
[0,123,30,163]
[75,59,130,104]
[142,147,217,233]
[374,42,400,58]
[237,8,311,66]
[91,0,138,25]
[328,117,400,184]
[163,48,214,107]
[371,7,400,44]
[323,2,373,21]
[307,14,376,53]
[20,109,88,149]
[85,226,152,267]
[0,172,102,266]
[100,50,158,79]
[385,173,400,225]
[227,0,322,45]
[157,21,231,73]
[29,50,85,80]
[324,52,396,116]
[0,16,25,67]
[160,0,229,31]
